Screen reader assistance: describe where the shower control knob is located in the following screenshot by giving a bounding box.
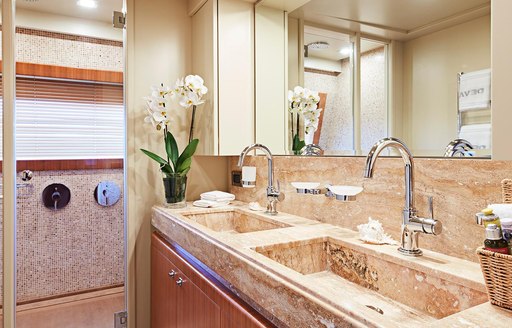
[20,170,33,181]
[42,183,71,210]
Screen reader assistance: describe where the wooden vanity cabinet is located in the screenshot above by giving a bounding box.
[151,232,274,328]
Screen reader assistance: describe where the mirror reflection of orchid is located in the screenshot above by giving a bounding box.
[141,75,208,175]
[288,86,321,154]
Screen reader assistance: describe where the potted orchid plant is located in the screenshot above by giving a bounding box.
[141,75,208,208]
[288,86,321,154]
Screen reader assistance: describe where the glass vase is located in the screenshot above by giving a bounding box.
[162,172,187,209]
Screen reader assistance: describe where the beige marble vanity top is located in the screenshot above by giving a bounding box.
[151,202,512,327]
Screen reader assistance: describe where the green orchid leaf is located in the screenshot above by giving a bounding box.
[160,163,173,174]
[176,139,199,170]
[141,148,167,165]
[180,166,191,176]
[140,148,174,173]
[166,131,179,170]
[177,157,192,174]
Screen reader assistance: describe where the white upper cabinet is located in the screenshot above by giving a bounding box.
[190,0,255,156]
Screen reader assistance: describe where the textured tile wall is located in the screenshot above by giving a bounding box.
[0,169,124,304]
[0,28,123,71]
[304,47,387,153]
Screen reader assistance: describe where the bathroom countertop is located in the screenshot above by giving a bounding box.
[151,202,512,327]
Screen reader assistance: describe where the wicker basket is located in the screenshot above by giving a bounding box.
[476,178,512,310]
[476,247,512,310]
[502,179,512,204]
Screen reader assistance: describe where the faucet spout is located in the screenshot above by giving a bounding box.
[238,143,282,215]
[364,137,414,212]
[238,143,274,189]
[363,137,442,257]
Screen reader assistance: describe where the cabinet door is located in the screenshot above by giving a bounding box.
[176,274,221,328]
[151,245,178,328]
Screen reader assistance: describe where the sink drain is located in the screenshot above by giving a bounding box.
[366,305,384,315]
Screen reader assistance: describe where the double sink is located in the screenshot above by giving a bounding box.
[163,206,488,326]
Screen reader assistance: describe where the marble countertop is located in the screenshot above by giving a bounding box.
[151,202,512,327]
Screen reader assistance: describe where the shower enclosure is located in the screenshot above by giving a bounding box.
[1,0,127,327]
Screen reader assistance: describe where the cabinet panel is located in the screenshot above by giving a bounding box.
[218,0,255,155]
[192,0,218,155]
[191,0,255,156]
[177,275,221,328]
[151,232,274,328]
[151,245,178,328]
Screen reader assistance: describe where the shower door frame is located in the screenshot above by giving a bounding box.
[1,0,129,326]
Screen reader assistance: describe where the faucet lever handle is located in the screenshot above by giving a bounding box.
[428,196,434,219]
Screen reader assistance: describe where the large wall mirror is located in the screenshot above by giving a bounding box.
[257,0,491,158]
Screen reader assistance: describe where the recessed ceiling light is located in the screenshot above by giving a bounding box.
[77,0,98,8]
[339,47,352,56]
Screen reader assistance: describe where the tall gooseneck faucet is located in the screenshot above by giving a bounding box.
[238,144,283,215]
[364,137,442,256]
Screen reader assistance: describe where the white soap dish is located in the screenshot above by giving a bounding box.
[291,182,323,195]
[326,185,363,201]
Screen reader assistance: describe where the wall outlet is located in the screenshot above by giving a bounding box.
[231,171,242,187]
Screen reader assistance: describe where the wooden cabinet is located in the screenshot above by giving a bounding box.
[151,232,274,328]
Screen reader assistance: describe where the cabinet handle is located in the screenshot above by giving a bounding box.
[168,270,176,278]
[176,277,184,287]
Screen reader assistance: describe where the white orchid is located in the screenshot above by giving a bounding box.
[144,76,207,143]
[174,74,208,110]
[185,75,208,95]
[288,86,322,134]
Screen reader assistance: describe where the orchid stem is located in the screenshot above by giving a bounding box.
[189,105,197,144]
[164,125,170,164]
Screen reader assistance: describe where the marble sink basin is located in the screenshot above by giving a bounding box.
[254,237,488,319]
[182,209,291,234]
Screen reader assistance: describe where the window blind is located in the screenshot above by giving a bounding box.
[0,76,124,160]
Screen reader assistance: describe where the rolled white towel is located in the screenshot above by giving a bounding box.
[200,190,235,202]
[488,204,512,219]
[193,199,231,208]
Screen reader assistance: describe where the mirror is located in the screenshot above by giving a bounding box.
[258,0,491,158]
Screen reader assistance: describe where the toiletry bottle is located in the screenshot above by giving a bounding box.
[477,208,501,228]
[484,224,509,254]
[500,218,512,254]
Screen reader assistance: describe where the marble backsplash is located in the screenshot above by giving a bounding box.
[229,156,512,262]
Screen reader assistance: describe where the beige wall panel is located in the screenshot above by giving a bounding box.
[288,17,300,90]
[491,0,512,160]
[402,15,490,155]
[127,0,229,326]
[218,0,255,155]
[255,6,287,153]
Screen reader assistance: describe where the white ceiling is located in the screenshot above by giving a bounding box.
[16,0,122,23]
[304,26,383,61]
[292,0,490,41]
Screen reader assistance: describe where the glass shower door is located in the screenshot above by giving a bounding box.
[13,0,127,327]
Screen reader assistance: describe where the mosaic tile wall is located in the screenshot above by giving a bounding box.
[0,28,123,71]
[0,169,124,304]
[360,47,387,151]
[304,47,387,153]
[304,59,354,151]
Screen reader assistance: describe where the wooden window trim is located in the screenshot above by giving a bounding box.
[0,61,123,83]
[0,159,123,172]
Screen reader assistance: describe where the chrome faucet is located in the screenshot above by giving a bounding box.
[444,138,474,157]
[364,137,442,256]
[238,144,284,215]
